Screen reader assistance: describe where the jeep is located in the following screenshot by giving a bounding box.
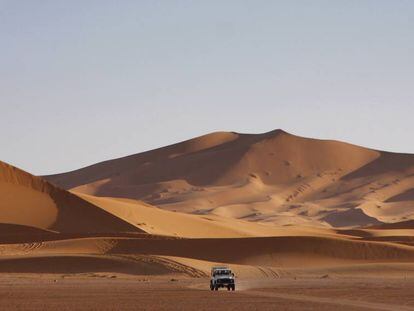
[210,266,235,291]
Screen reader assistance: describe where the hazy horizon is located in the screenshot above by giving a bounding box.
[2,0,413,175]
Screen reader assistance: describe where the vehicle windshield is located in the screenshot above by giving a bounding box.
[214,270,231,276]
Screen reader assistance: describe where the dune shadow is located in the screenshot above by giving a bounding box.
[342,152,414,181]
[0,255,172,275]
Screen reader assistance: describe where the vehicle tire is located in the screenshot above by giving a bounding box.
[227,286,230,291]
[232,285,235,291]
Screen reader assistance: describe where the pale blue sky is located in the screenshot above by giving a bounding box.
[1,0,413,175]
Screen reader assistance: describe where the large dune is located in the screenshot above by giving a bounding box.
[2,130,414,280]
[45,130,414,228]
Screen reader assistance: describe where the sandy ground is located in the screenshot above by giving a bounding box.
[0,275,413,311]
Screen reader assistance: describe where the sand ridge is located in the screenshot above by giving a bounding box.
[0,161,140,234]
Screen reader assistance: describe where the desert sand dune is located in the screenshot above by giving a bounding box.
[0,161,140,234]
[44,130,414,227]
[75,193,347,238]
[46,129,379,190]
[1,130,414,291]
[1,234,414,277]
[106,236,414,267]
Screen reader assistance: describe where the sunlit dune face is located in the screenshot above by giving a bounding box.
[0,182,57,229]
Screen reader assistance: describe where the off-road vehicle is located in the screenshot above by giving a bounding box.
[210,266,235,291]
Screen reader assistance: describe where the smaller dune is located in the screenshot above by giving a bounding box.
[1,235,414,275]
[75,193,339,238]
[106,236,414,267]
[0,161,140,234]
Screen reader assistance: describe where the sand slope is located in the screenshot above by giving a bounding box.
[45,130,414,227]
[1,233,414,277]
[0,161,140,234]
[76,193,349,238]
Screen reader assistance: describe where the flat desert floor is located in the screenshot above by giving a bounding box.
[1,274,414,311]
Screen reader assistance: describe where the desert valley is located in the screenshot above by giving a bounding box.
[1,130,414,310]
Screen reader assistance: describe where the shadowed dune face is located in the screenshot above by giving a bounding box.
[0,223,56,235]
[322,208,382,227]
[1,235,414,275]
[342,152,414,180]
[45,131,242,189]
[106,236,414,267]
[372,220,414,230]
[385,188,414,202]
[0,161,140,234]
[44,130,414,227]
[0,255,174,275]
